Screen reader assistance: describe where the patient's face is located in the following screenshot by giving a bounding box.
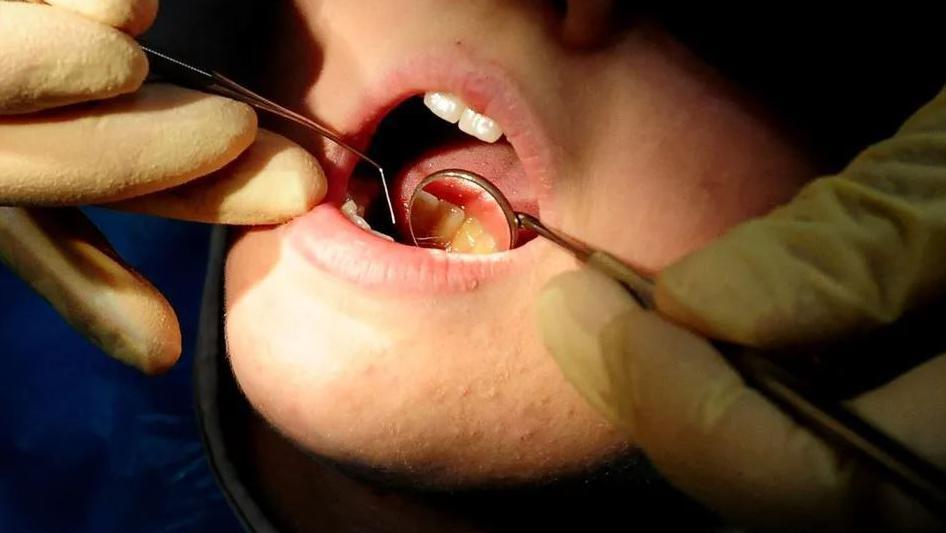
[224,0,812,485]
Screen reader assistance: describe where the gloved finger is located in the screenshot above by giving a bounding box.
[846,354,946,528]
[538,269,851,527]
[0,2,147,114]
[0,83,257,206]
[39,0,159,36]
[655,86,946,348]
[539,268,944,530]
[850,353,946,491]
[105,129,327,225]
[0,207,180,374]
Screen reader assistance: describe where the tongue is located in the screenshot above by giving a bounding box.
[392,138,536,238]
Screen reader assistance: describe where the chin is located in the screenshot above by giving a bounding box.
[224,223,636,486]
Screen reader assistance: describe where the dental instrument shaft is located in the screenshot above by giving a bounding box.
[140,45,396,224]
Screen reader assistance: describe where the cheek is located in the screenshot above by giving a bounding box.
[547,34,813,271]
[224,231,629,485]
[574,141,808,272]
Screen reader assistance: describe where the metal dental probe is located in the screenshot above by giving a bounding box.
[140,44,396,224]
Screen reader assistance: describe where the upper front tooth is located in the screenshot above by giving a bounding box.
[423,92,466,123]
[423,91,505,143]
[458,108,503,143]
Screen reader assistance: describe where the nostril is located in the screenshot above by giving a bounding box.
[548,0,568,17]
[559,0,622,49]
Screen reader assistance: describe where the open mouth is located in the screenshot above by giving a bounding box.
[286,55,554,293]
[341,92,538,253]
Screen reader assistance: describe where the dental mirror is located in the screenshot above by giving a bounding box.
[407,168,656,306]
[407,169,516,254]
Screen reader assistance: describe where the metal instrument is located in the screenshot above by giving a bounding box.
[140,44,395,223]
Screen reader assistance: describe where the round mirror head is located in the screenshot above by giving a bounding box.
[407,169,517,254]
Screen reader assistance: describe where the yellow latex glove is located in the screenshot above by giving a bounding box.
[0,0,326,373]
[538,85,946,530]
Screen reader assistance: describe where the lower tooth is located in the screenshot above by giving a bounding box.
[432,204,466,241]
[448,216,497,254]
[341,198,361,217]
[410,193,499,254]
[343,197,397,242]
[371,230,394,242]
[351,215,372,232]
[342,198,372,231]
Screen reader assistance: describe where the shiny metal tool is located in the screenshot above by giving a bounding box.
[140,44,396,223]
[408,168,946,519]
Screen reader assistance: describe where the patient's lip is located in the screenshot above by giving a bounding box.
[284,49,554,294]
[289,205,523,293]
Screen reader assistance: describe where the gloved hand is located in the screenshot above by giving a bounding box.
[537,84,946,530]
[0,0,326,373]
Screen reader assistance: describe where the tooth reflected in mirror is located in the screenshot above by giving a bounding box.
[408,176,513,254]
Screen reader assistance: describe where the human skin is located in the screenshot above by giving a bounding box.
[224,0,813,486]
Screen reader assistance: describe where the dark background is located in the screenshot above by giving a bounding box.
[0,1,270,531]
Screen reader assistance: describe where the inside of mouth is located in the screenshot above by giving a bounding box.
[409,178,514,253]
[345,96,536,254]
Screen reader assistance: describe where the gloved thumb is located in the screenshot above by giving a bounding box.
[536,268,864,528]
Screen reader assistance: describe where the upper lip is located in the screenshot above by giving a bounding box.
[283,47,557,294]
[318,48,555,211]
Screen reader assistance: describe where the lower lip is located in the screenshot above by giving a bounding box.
[286,204,531,294]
